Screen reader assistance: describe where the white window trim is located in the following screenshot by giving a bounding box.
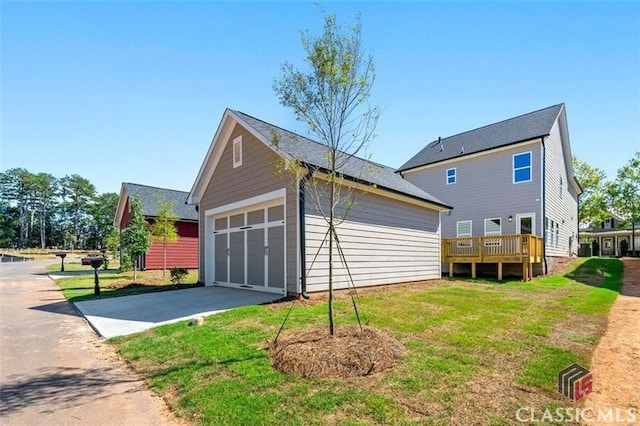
[484,217,502,236]
[516,213,536,236]
[446,167,457,185]
[457,220,472,237]
[484,217,502,246]
[513,151,532,184]
[232,136,243,168]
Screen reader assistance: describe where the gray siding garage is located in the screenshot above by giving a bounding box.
[188,109,451,296]
[304,188,441,291]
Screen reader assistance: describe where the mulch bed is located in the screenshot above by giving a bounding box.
[268,325,405,378]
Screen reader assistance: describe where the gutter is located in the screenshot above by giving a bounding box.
[541,137,548,274]
[298,177,309,299]
[311,167,452,211]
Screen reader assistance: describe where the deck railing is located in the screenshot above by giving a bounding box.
[442,234,543,264]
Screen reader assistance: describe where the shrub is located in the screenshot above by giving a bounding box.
[120,252,133,271]
[620,239,629,256]
[170,267,188,284]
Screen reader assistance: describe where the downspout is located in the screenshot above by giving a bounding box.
[541,137,548,274]
[299,177,309,299]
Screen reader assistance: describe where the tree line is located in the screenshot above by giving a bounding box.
[0,168,118,250]
[574,151,640,250]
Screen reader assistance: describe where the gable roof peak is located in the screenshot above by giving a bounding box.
[189,108,451,209]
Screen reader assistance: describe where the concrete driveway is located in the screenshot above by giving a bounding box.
[75,286,283,338]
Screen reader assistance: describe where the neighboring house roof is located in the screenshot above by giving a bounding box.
[398,104,565,171]
[580,229,639,238]
[114,182,198,227]
[188,109,452,210]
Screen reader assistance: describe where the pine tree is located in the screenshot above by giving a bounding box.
[121,194,150,281]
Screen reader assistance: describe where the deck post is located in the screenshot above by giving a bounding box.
[522,262,527,282]
[471,262,477,279]
[498,263,503,281]
[449,262,453,278]
[529,262,533,280]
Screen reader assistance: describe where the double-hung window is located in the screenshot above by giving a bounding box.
[513,152,532,183]
[456,220,472,248]
[446,168,456,185]
[484,218,502,246]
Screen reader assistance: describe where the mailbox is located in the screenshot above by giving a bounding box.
[55,251,67,272]
[82,256,104,297]
[81,254,102,266]
[86,257,103,269]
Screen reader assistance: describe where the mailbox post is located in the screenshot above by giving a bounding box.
[55,251,67,272]
[82,257,104,298]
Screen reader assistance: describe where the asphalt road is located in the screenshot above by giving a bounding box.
[0,260,176,425]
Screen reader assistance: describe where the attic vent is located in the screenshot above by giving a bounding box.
[439,137,444,152]
[461,146,464,154]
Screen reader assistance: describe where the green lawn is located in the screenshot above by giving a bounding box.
[111,258,622,425]
[48,262,200,302]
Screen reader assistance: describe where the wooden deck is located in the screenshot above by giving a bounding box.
[442,234,544,281]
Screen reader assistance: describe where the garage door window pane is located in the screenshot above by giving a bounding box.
[247,210,264,225]
[230,214,244,228]
[215,218,227,230]
[268,205,284,222]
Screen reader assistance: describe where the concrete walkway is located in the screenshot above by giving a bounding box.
[0,260,177,425]
[74,286,283,338]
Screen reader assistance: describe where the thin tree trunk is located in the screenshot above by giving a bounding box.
[329,182,334,336]
[328,149,336,336]
[74,202,79,248]
[29,209,35,244]
[163,239,167,278]
[40,207,46,249]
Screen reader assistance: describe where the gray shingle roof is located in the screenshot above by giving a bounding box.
[232,110,451,209]
[123,183,198,221]
[398,104,564,171]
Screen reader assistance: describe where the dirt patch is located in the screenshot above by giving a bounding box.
[547,256,580,276]
[585,257,640,419]
[268,325,405,378]
[547,313,605,355]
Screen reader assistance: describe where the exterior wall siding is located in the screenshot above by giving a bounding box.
[304,183,441,292]
[120,199,199,270]
[403,140,543,239]
[198,123,298,294]
[145,221,199,269]
[543,120,579,257]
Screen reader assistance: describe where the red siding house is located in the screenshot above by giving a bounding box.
[114,183,199,270]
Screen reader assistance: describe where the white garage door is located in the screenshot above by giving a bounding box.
[212,203,285,294]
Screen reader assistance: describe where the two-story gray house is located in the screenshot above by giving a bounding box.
[398,104,582,275]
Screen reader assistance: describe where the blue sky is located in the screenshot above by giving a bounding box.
[2,1,639,195]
